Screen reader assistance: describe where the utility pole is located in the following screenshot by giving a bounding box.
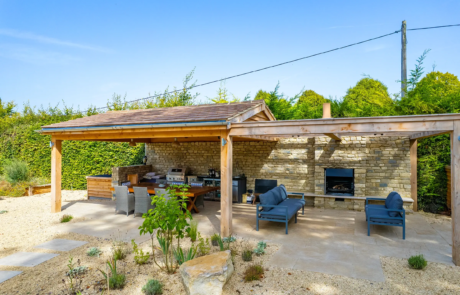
[401,20,407,97]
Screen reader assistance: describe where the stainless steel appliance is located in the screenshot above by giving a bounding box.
[166,168,188,184]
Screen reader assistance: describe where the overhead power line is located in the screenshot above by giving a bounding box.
[97,23,460,111]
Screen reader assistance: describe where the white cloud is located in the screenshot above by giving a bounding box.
[0,44,81,65]
[0,28,110,52]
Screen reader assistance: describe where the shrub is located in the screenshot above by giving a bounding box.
[244,264,264,282]
[87,247,102,257]
[242,250,252,262]
[173,246,197,265]
[98,257,126,289]
[408,254,427,269]
[112,238,128,261]
[3,159,29,184]
[187,220,198,242]
[257,241,267,249]
[196,233,210,256]
[60,214,73,223]
[253,245,265,256]
[211,233,220,246]
[142,279,163,295]
[139,184,192,273]
[132,239,150,265]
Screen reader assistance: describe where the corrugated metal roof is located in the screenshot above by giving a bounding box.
[42,100,267,129]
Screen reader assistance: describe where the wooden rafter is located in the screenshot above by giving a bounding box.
[409,131,451,140]
[324,133,342,141]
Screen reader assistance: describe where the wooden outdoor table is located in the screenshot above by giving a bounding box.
[111,183,219,213]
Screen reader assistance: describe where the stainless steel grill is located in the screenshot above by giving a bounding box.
[166,167,188,184]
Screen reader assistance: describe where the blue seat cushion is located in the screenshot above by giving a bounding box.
[385,191,398,208]
[260,199,302,220]
[367,207,403,224]
[283,198,305,207]
[386,193,403,217]
[279,184,288,200]
[259,189,280,212]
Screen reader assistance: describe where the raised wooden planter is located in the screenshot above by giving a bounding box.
[28,184,51,196]
[86,175,113,199]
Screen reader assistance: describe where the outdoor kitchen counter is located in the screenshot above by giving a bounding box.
[110,183,220,213]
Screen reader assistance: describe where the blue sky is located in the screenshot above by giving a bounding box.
[0,0,459,111]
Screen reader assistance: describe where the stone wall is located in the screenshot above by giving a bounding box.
[112,164,152,186]
[314,136,411,198]
[145,136,412,210]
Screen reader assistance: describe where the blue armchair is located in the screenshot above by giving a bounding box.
[256,185,305,234]
[365,192,406,239]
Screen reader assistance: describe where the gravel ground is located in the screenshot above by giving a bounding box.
[1,192,460,294]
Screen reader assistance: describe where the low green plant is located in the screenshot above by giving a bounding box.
[196,232,211,256]
[242,250,253,262]
[62,256,84,294]
[253,245,265,256]
[98,257,126,289]
[87,247,103,257]
[142,279,163,295]
[408,254,428,269]
[60,214,73,223]
[211,233,220,246]
[0,210,7,214]
[173,246,197,265]
[257,241,267,249]
[222,236,236,243]
[132,239,150,265]
[187,220,198,242]
[3,159,29,184]
[67,265,88,276]
[112,238,128,261]
[216,235,225,251]
[244,264,264,282]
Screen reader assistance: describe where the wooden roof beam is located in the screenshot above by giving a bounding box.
[409,131,451,140]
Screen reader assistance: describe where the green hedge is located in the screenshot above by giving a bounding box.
[0,106,144,190]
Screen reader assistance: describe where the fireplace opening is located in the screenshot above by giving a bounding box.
[325,168,354,197]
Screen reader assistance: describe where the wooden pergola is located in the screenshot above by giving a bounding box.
[39,101,460,266]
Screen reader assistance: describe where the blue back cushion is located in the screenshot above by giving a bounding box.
[385,192,397,208]
[386,193,403,217]
[259,188,281,211]
[279,184,288,200]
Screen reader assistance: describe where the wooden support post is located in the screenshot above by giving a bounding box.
[322,103,331,118]
[51,138,62,213]
[220,130,233,237]
[410,139,418,211]
[451,121,460,265]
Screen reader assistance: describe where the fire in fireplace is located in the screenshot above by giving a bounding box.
[325,168,354,196]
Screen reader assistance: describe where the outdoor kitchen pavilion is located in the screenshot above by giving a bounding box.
[39,100,460,266]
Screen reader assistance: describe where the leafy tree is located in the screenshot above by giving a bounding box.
[254,83,297,120]
[208,82,240,103]
[293,90,330,119]
[399,72,460,115]
[341,78,395,117]
[0,98,15,118]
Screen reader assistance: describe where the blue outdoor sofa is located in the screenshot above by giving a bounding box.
[256,184,305,234]
[365,192,406,239]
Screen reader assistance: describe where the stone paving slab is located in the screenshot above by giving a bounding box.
[0,252,58,267]
[0,271,22,284]
[35,239,88,251]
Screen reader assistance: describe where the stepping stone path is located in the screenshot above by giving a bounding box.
[35,239,87,251]
[0,252,59,267]
[0,238,87,285]
[0,271,22,284]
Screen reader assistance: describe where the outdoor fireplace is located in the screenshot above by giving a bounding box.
[325,168,354,197]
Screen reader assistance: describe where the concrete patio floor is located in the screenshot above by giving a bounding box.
[60,199,453,282]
